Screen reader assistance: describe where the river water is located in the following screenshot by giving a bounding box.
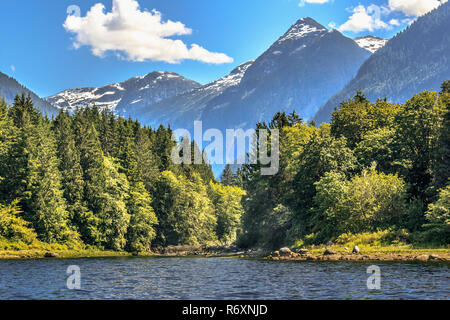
[0,257,448,299]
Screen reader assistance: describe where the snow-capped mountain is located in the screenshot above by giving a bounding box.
[354,36,388,53]
[133,17,370,131]
[46,71,200,115]
[0,71,59,116]
[131,60,254,128]
[315,2,450,123]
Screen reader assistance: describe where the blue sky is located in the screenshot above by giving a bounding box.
[0,0,445,97]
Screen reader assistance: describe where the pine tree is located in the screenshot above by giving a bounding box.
[120,138,158,252]
[0,99,15,191]
[134,128,159,193]
[433,82,450,191]
[74,119,106,245]
[53,112,88,234]
[98,157,130,251]
[220,164,237,186]
[23,119,74,242]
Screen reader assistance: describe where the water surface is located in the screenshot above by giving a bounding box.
[0,257,448,299]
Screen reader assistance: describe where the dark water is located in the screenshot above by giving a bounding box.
[0,257,448,299]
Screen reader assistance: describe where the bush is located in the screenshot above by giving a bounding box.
[335,229,410,247]
[312,165,407,240]
[0,201,37,244]
[419,185,450,244]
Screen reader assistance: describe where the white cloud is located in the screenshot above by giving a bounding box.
[389,19,400,26]
[338,5,391,33]
[10,65,15,72]
[299,0,330,6]
[63,0,233,64]
[402,18,416,25]
[388,0,447,16]
[328,21,337,29]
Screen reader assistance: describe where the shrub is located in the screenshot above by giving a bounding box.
[0,201,37,244]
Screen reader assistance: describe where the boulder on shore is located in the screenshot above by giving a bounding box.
[296,249,309,255]
[279,247,292,256]
[323,249,337,256]
[352,246,360,254]
[44,252,57,258]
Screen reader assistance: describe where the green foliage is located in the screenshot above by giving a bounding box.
[392,90,445,200]
[220,164,237,186]
[312,166,407,241]
[126,182,158,252]
[331,93,400,148]
[238,112,311,248]
[433,88,450,191]
[0,201,37,244]
[355,127,396,174]
[421,185,450,244]
[259,204,294,250]
[290,124,356,237]
[2,83,449,251]
[240,87,449,248]
[208,182,246,244]
[335,229,410,247]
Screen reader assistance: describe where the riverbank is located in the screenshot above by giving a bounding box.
[266,245,450,262]
[0,244,250,260]
[1,243,449,262]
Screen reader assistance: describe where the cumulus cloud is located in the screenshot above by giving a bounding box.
[338,5,391,33]
[389,19,400,26]
[63,0,233,64]
[388,0,447,17]
[299,0,330,6]
[10,65,15,72]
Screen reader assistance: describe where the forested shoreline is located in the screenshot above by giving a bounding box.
[237,81,449,250]
[0,95,245,253]
[0,82,449,257]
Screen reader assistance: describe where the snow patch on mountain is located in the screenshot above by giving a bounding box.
[277,17,327,44]
[354,36,388,53]
[46,71,200,114]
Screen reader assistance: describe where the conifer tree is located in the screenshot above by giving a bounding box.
[433,82,450,191]
[220,164,237,186]
[53,112,88,233]
[120,138,158,252]
[23,119,74,242]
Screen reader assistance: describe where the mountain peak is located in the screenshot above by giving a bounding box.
[277,17,327,43]
[295,17,327,29]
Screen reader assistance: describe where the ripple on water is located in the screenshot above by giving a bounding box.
[0,258,448,300]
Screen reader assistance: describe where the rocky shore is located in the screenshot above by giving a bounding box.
[150,245,262,257]
[1,244,449,262]
[266,247,450,262]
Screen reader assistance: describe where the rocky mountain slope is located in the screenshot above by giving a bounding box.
[47,71,201,115]
[315,2,450,123]
[0,71,59,116]
[133,17,370,131]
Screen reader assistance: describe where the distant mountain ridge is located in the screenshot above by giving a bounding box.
[315,2,450,123]
[132,17,370,131]
[47,71,201,115]
[0,71,59,116]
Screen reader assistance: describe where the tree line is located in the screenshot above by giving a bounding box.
[0,94,245,252]
[235,81,449,249]
[1,82,449,252]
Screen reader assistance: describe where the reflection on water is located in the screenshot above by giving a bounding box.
[0,257,448,299]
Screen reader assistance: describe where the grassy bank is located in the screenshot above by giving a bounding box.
[0,239,138,259]
[267,231,450,262]
[1,238,449,261]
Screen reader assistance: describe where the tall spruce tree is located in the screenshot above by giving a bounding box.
[120,138,158,252]
[433,82,450,191]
